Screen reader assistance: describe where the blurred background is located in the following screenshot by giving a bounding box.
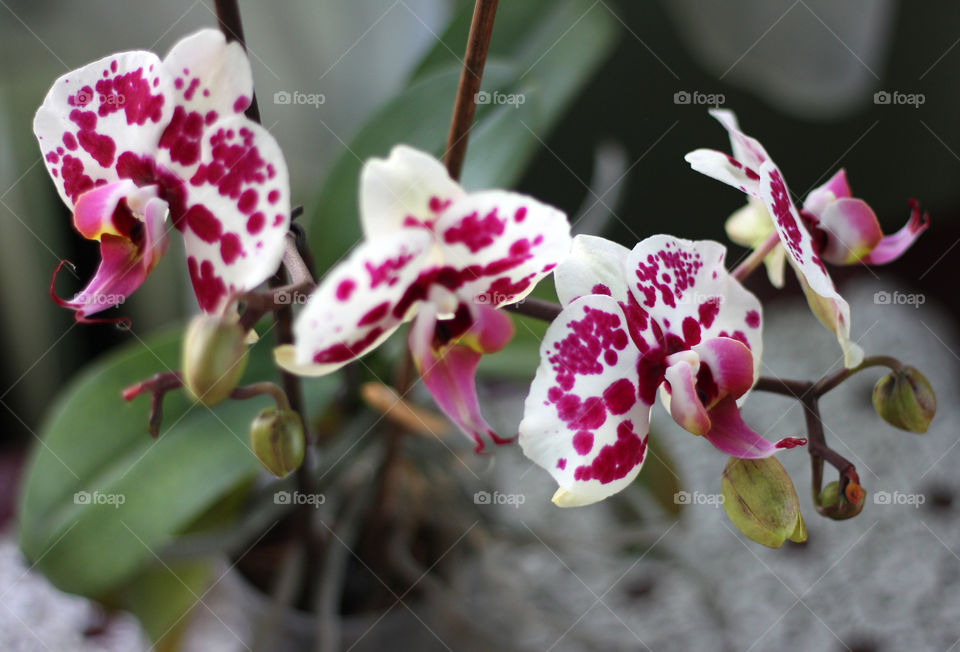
[0,0,958,649]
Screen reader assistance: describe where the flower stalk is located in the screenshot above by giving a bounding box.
[444,0,500,179]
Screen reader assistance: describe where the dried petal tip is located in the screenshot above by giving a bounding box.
[817,480,866,520]
[181,313,249,407]
[250,408,305,478]
[872,366,936,434]
[721,457,806,548]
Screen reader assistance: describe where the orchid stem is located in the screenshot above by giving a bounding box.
[121,372,183,438]
[811,355,902,396]
[755,355,904,400]
[215,0,319,612]
[731,232,780,282]
[230,381,291,411]
[504,297,563,322]
[444,0,499,180]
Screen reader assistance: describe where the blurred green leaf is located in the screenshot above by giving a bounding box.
[18,326,335,598]
[307,0,617,271]
[635,431,683,517]
[117,559,212,652]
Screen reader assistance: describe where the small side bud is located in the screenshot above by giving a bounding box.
[250,408,305,478]
[872,366,936,433]
[181,314,248,407]
[816,480,866,520]
[721,457,807,548]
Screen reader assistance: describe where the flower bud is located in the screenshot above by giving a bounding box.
[721,457,807,548]
[181,314,248,406]
[872,366,936,434]
[250,408,305,478]
[816,480,866,520]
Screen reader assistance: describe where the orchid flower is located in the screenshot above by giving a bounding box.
[277,145,571,451]
[519,234,804,507]
[35,29,290,319]
[685,109,928,367]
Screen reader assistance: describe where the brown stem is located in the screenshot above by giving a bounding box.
[504,297,563,323]
[230,381,291,411]
[121,372,183,438]
[801,394,861,519]
[444,0,499,180]
[215,0,320,611]
[731,232,780,282]
[751,376,813,399]
[753,355,904,401]
[237,237,316,331]
[811,355,903,396]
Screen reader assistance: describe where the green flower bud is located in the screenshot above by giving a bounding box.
[181,314,248,407]
[872,366,936,433]
[816,480,866,520]
[819,480,841,508]
[721,457,807,548]
[250,408,305,478]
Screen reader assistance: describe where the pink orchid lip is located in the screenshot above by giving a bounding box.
[51,186,169,323]
[861,199,931,265]
[702,397,805,458]
[663,360,712,436]
[814,198,883,265]
[803,169,853,216]
[410,301,515,453]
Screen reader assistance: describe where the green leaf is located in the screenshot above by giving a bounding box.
[634,432,683,517]
[17,325,334,598]
[307,0,617,271]
[117,560,213,652]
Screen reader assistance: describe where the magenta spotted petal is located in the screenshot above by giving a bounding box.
[288,230,434,376]
[520,234,792,506]
[624,235,763,373]
[359,145,464,237]
[554,235,632,305]
[756,161,862,367]
[34,29,290,317]
[433,190,570,307]
[685,110,863,367]
[285,145,571,450]
[520,295,648,506]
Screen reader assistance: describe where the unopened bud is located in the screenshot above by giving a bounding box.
[872,366,936,433]
[721,457,807,548]
[250,408,305,478]
[817,480,866,520]
[181,314,248,406]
